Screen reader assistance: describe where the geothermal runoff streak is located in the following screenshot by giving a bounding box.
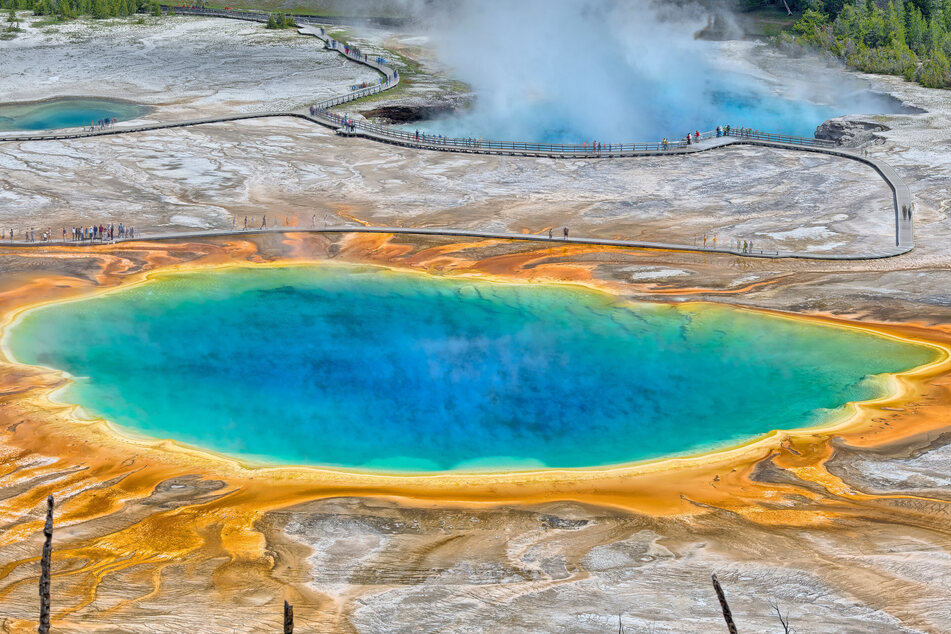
[0,8,914,259]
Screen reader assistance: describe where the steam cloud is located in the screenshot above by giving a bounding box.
[403,0,913,142]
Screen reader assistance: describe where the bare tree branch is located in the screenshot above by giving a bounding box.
[768,599,792,634]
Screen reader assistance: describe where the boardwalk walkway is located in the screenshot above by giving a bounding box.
[0,8,914,259]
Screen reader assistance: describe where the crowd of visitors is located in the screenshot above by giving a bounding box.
[87,118,118,132]
[1,223,136,243]
[68,223,135,241]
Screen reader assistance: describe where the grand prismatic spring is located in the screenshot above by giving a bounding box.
[4,0,951,631]
[4,264,940,472]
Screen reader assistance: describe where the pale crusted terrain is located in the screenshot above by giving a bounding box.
[0,14,378,120]
[0,119,895,254]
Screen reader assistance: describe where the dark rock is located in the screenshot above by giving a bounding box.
[360,104,455,124]
[815,117,890,147]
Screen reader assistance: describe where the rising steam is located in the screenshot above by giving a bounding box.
[400,0,913,142]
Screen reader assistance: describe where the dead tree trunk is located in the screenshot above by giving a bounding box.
[283,600,294,634]
[39,494,54,634]
[711,574,738,634]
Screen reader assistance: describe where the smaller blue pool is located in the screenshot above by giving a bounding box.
[0,97,150,132]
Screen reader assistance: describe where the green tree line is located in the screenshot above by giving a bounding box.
[0,0,162,21]
[265,12,295,29]
[786,0,951,88]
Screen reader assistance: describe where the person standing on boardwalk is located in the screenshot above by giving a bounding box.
[549,228,553,240]
[563,227,569,239]
[261,216,267,229]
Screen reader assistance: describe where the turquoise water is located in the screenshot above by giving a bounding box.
[6,264,938,472]
[0,98,149,132]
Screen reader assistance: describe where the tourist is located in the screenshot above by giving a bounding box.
[716,125,722,138]
[261,216,267,229]
[686,134,691,145]
[695,130,700,142]
[563,226,569,239]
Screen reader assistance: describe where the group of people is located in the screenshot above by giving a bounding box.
[683,125,734,146]
[87,118,118,132]
[235,215,309,230]
[5,228,47,242]
[68,223,135,241]
[1,223,136,243]
[698,234,758,254]
[412,130,461,145]
[240,215,269,230]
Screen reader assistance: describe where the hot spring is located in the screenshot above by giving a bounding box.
[400,0,920,143]
[5,264,938,473]
[0,97,149,132]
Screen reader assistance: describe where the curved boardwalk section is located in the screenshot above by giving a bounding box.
[0,8,914,259]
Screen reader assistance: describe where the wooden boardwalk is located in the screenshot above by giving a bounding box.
[0,8,914,259]
[8,225,906,260]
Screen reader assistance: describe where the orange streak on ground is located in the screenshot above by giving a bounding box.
[0,235,950,629]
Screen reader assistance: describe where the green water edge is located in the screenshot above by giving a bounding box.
[0,97,151,132]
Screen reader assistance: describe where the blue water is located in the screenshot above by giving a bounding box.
[6,264,938,472]
[0,98,149,132]
[406,92,845,144]
[406,84,915,144]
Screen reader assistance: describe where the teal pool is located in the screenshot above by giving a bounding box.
[0,97,149,132]
[5,264,939,472]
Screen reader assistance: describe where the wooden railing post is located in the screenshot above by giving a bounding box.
[283,600,294,633]
[38,495,54,634]
[711,574,738,633]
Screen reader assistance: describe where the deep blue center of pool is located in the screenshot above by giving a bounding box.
[6,265,938,472]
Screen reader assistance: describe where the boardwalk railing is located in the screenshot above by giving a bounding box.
[311,112,833,154]
[161,7,834,154]
[0,8,904,259]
